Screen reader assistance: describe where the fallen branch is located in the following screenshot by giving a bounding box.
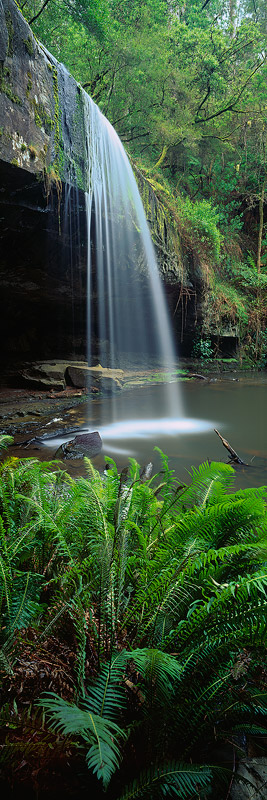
[189,373,208,380]
[214,429,248,465]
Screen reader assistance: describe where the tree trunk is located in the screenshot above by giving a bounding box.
[229,0,236,38]
[256,179,265,274]
[255,177,265,360]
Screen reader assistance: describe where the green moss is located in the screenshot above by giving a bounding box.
[47,62,53,72]
[134,165,183,281]
[0,64,22,105]
[74,164,83,190]
[23,36,34,57]
[72,89,87,190]
[2,83,21,105]
[26,71,32,97]
[11,158,19,167]
[32,100,53,133]
[52,66,60,176]
[6,11,14,57]
[25,72,53,133]
[20,142,27,152]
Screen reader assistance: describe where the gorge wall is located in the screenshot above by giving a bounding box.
[0,0,205,378]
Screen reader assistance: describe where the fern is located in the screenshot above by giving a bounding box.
[0,435,13,452]
[1,451,267,794]
[117,762,212,800]
[40,692,126,788]
[126,649,181,708]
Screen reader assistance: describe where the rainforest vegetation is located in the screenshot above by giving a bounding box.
[1,3,267,798]
[21,0,267,365]
[0,434,267,798]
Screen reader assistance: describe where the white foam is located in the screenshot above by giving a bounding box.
[99,417,214,441]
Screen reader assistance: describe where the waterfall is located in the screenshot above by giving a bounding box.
[82,93,182,417]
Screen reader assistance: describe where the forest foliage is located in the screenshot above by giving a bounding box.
[0,433,267,796]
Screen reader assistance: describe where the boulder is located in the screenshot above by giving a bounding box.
[20,362,67,390]
[66,365,123,393]
[56,431,102,459]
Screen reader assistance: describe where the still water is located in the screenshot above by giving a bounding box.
[43,375,267,490]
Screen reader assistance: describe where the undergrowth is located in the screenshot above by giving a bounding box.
[0,436,267,797]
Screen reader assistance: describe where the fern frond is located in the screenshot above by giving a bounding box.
[84,651,127,721]
[178,461,235,509]
[117,761,212,800]
[0,435,13,452]
[40,692,125,787]
[126,649,181,707]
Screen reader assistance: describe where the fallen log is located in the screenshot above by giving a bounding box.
[214,428,248,465]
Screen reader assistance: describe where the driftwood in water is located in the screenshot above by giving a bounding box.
[214,428,247,465]
[189,373,208,380]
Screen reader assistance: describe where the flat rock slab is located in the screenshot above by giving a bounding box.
[56,431,102,460]
[18,361,124,392]
[20,364,66,391]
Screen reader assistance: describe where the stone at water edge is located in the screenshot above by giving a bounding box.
[55,431,102,460]
[66,365,123,393]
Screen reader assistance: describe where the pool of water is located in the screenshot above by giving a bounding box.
[41,375,267,489]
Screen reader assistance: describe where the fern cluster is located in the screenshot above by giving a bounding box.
[0,445,267,797]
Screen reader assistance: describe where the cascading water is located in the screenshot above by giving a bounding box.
[83,93,183,421]
[41,56,185,455]
[43,60,215,462]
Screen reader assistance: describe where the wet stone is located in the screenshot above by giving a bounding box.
[55,431,102,460]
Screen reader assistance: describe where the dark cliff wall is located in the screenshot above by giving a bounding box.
[0,0,89,367]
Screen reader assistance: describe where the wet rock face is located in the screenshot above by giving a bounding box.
[0,0,54,176]
[231,757,267,799]
[0,165,88,370]
[0,0,87,186]
[0,1,89,371]
[0,0,8,61]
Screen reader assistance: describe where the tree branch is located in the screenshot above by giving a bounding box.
[196,83,211,115]
[195,58,266,124]
[29,0,52,25]
[121,132,150,142]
